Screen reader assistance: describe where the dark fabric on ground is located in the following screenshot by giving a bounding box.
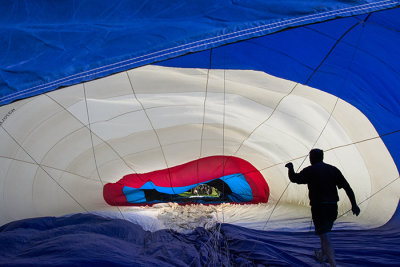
[1,213,399,266]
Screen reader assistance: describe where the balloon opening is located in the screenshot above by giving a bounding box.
[103,156,269,206]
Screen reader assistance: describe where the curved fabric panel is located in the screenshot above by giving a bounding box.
[1,0,399,105]
[0,63,397,228]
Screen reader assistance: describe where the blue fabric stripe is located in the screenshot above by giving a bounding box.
[139,181,194,195]
[122,187,147,203]
[220,175,254,202]
[122,173,253,203]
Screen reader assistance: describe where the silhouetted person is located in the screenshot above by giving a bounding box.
[285,149,360,267]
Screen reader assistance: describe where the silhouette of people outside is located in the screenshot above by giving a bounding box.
[285,149,360,267]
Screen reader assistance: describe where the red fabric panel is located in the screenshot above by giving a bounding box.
[103,156,269,205]
[103,183,128,206]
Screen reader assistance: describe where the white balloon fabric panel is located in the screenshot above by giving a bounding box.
[0,65,399,228]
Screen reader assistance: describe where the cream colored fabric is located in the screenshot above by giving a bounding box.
[0,65,398,229]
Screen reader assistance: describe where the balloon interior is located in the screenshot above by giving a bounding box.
[0,1,399,266]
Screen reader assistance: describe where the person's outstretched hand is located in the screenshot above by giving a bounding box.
[285,162,293,169]
[352,205,360,216]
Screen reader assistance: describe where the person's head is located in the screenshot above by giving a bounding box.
[309,149,323,165]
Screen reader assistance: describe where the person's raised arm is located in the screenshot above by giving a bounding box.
[285,162,295,180]
[285,162,307,184]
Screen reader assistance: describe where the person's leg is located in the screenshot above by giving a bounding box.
[320,232,336,267]
[320,235,325,255]
[314,236,327,263]
[312,206,326,262]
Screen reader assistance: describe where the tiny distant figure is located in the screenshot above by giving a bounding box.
[285,149,360,267]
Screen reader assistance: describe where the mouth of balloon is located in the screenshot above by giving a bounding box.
[103,155,269,206]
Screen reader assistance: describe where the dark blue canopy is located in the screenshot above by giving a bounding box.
[1,0,398,105]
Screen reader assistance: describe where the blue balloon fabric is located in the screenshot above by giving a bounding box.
[1,212,399,266]
[1,0,399,105]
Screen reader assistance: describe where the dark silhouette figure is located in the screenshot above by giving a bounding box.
[285,149,360,267]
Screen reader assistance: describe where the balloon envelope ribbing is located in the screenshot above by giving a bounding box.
[0,1,400,266]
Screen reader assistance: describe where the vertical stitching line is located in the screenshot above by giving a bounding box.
[125,71,176,196]
[82,83,126,219]
[197,49,213,191]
